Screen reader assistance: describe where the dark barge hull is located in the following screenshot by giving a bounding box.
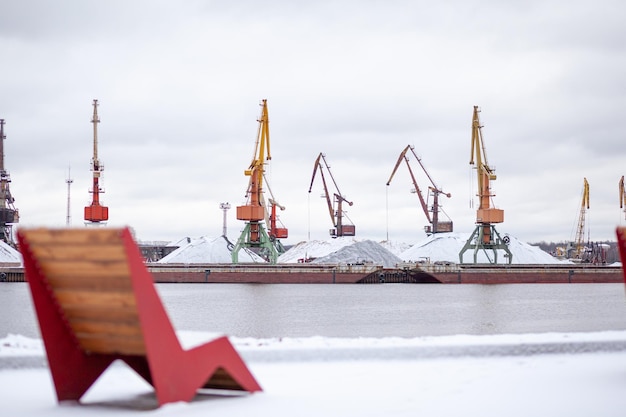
[418,264,625,284]
[1,263,623,284]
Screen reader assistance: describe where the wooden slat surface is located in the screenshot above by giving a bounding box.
[21,228,146,355]
[21,228,124,245]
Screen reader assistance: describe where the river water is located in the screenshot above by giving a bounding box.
[2,283,626,339]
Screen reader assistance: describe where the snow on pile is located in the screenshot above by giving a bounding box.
[279,237,402,267]
[278,237,361,263]
[400,232,568,264]
[0,240,22,265]
[157,236,264,263]
[379,240,413,256]
[310,240,402,268]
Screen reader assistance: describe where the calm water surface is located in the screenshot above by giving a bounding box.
[2,283,626,338]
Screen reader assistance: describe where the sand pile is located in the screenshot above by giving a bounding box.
[157,236,264,263]
[400,232,567,264]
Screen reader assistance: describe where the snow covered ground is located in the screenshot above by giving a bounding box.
[2,331,626,416]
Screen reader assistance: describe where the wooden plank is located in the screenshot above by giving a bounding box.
[69,319,143,338]
[30,244,127,262]
[77,334,146,356]
[40,259,131,278]
[45,274,133,291]
[62,305,140,322]
[204,367,243,390]
[20,228,124,245]
[55,289,136,309]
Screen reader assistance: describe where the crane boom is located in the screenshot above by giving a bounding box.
[386,145,452,234]
[309,153,355,237]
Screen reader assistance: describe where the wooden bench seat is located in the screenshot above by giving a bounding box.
[18,227,261,407]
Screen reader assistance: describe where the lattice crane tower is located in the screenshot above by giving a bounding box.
[0,119,19,247]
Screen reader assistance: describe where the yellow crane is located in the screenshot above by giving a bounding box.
[232,99,286,264]
[571,178,590,260]
[459,106,512,264]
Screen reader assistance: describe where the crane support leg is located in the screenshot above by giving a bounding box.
[231,222,279,264]
[459,224,512,264]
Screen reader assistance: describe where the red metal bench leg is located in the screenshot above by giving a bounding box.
[19,235,115,402]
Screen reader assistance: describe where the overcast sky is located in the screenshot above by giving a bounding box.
[1,0,625,245]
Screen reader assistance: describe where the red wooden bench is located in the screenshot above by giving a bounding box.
[17,227,261,407]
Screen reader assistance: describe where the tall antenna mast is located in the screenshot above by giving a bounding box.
[66,166,73,226]
[84,99,109,225]
[0,119,19,247]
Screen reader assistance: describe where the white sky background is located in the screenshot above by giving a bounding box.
[1,0,625,245]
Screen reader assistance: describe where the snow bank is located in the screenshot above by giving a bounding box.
[0,240,22,265]
[278,237,402,267]
[310,240,402,268]
[278,236,362,263]
[157,236,264,263]
[401,232,568,264]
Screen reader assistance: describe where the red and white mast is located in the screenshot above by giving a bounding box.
[84,99,109,224]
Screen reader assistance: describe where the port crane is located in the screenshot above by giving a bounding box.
[569,177,590,260]
[308,153,355,237]
[84,99,109,225]
[0,119,19,247]
[459,106,512,264]
[232,99,287,264]
[265,173,288,254]
[619,175,626,218]
[386,145,453,235]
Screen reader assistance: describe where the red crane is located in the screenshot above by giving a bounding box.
[386,145,453,235]
[84,99,109,224]
[309,153,355,237]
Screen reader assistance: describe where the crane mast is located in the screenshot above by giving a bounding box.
[386,145,452,235]
[232,99,286,264]
[309,153,355,237]
[84,99,109,224]
[0,119,19,247]
[459,106,511,264]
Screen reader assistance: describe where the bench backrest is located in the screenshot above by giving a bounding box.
[20,228,146,355]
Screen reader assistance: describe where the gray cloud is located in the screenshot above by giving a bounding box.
[1,0,625,245]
